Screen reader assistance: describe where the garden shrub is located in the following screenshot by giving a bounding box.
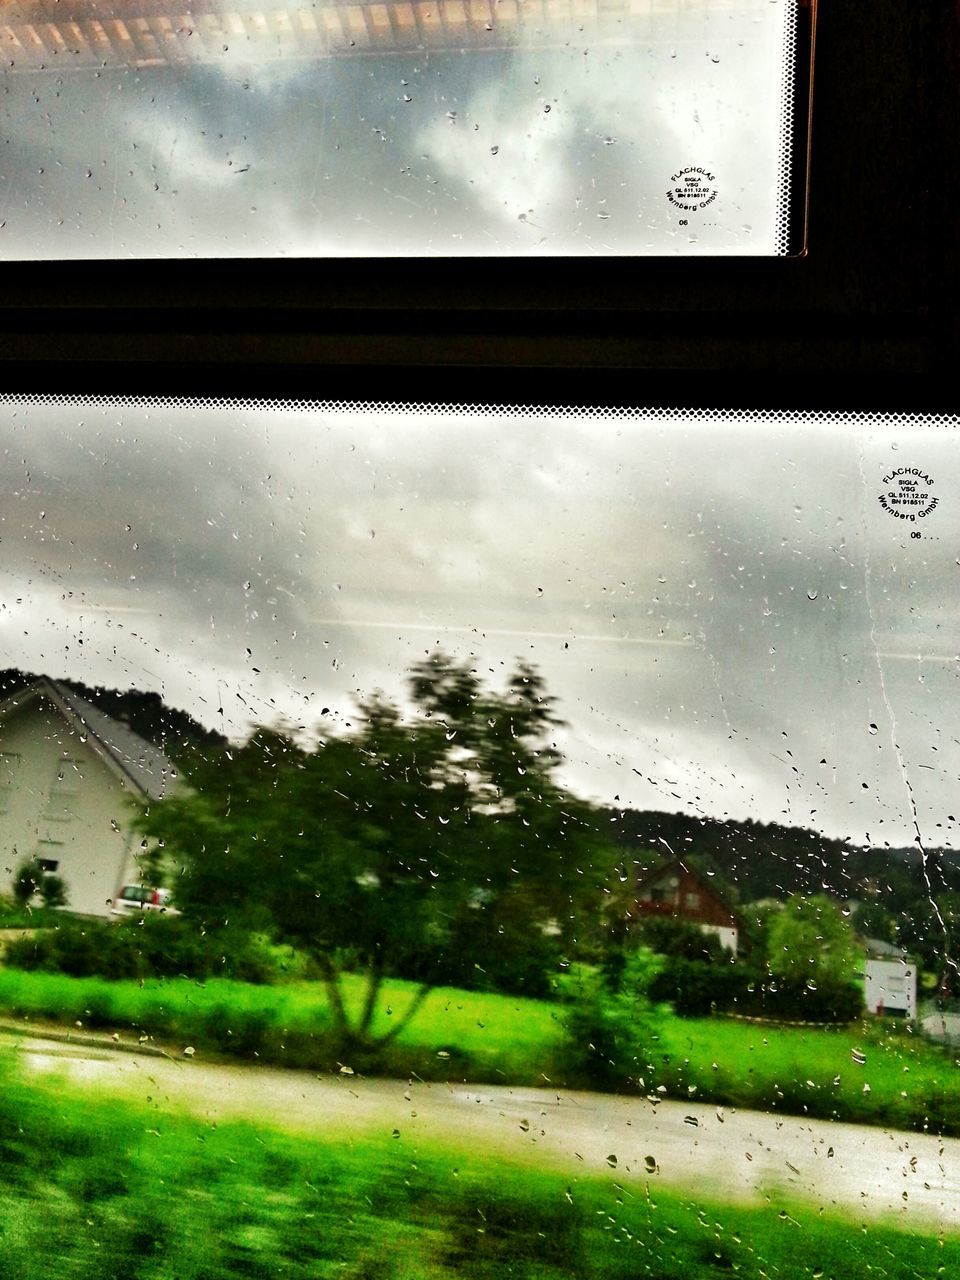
[12,860,41,908]
[2,916,285,985]
[645,954,863,1025]
[733,976,863,1023]
[649,957,741,1016]
[38,875,69,909]
[559,947,665,1090]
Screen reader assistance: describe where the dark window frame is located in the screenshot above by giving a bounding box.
[0,0,955,381]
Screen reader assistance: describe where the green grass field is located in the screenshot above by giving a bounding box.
[0,967,565,1080]
[0,967,958,1135]
[0,1051,956,1280]
[651,1015,960,1134]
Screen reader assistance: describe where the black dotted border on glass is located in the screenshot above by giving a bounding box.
[1,397,957,429]
[774,1,799,256]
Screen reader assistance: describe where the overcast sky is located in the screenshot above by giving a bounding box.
[0,2,792,256]
[0,400,957,852]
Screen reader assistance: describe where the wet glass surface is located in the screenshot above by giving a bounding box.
[1,400,958,1280]
[0,1,804,256]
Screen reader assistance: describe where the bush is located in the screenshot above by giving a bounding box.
[6,923,139,980]
[643,952,863,1025]
[634,917,732,963]
[2,916,286,985]
[559,948,665,1090]
[734,976,863,1024]
[649,957,741,1017]
[12,860,40,908]
[38,875,68,909]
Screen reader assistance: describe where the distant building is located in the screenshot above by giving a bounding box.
[863,937,917,1019]
[0,677,178,917]
[627,858,741,955]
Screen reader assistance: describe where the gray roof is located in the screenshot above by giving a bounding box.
[0,677,178,801]
[864,936,909,960]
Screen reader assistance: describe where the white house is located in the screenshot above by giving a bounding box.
[863,937,917,1020]
[0,677,178,917]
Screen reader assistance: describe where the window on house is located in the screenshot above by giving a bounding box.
[36,857,59,873]
[0,0,812,258]
[0,752,20,814]
[41,759,82,822]
[684,891,700,909]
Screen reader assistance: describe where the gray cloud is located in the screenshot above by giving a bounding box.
[1,401,958,851]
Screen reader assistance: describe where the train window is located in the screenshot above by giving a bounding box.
[0,0,812,258]
[2,396,957,1276]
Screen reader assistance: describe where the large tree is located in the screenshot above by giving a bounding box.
[136,653,616,1055]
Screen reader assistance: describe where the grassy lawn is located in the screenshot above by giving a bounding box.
[651,1015,960,1134]
[0,1052,956,1280]
[0,967,565,1081]
[1,966,958,1135]
[0,905,69,930]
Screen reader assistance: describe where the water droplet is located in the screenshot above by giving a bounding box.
[606,1153,618,1167]
[490,145,499,155]
[806,589,818,601]
[644,1155,657,1173]
[868,723,878,735]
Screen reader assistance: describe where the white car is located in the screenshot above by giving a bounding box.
[110,884,179,918]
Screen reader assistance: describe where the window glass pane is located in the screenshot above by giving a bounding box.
[0,0,811,258]
[2,398,958,1279]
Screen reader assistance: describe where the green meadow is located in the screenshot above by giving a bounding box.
[0,1051,957,1280]
[0,967,958,1134]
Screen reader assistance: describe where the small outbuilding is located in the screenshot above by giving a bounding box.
[863,936,917,1019]
[0,677,178,917]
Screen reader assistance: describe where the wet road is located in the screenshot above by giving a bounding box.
[9,1034,960,1233]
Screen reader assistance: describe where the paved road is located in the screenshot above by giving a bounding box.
[8,1034,960,1233]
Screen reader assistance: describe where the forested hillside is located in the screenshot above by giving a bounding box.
[604,806,960,972]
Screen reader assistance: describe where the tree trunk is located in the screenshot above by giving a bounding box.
[358,955,385,1039]
[373,981,433,1048]
[316,953,351,1041]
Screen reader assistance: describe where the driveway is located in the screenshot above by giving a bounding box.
[8,1033,960,1233]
